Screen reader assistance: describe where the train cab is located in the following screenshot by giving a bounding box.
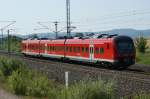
[113,36,136,66]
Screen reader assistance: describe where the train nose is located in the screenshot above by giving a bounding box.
[115,53,135,66]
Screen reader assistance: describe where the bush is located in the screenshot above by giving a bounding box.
[53,80,115,99]
[27,72,54,97]
[7,66,54,97]
[0,57,24,77]
[135,36,148,53]
[0,57,24,76]
[7,67,30,95]
[1,57,116,98]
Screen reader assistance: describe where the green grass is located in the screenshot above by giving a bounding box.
[132,94,150,99]
[1,56,150,99]
[136,50,150,65]
[51,80,115,99]
[0,56,117,99]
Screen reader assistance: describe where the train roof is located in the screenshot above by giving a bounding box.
[22,34,133,44]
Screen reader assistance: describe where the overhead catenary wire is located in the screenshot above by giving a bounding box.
[71,9,150,32]
[75,9,150,24]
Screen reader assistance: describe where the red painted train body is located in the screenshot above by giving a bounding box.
[21,35,136,68]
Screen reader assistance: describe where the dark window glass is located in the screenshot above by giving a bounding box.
[61,46,64,51]
[96,48,99,54]
[61,46,63,51]
[77,47,80,52]
[52,46,54,51]
[82,47,84,53]
[74,47,77,52]
[66,46,68,52]
[100,48,104,54]
[56,46,59,51]
[56,46,57,51]
[86,47,89,53]
[70,47,72,52]
[117,42,133,50]
[47,46,49,51]
[50,46,52,51]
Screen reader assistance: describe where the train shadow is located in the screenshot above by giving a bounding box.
[125,68,145,73]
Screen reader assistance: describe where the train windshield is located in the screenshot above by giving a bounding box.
[116,41,134,53]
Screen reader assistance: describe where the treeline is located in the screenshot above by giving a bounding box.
[0,35,22,52]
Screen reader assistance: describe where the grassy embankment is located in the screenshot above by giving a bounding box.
[0,56,116,99]
[0,56,150,99]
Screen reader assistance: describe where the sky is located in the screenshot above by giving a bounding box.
[0,0,150,35]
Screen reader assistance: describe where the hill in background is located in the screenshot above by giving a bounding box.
[0,28,150,39]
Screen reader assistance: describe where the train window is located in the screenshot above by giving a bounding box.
[55,46,57,51]
[35,45,36,50]
[42,46,44,50]
[37,45,38,50]
[53,46,54,51]
[77,47,80,52]
[52,46,54,51]
[59,46,61,51]
[61,46,63,51]
[47,46,49,51]
[66,46,68,52]
[34,45,35,50]
[32,45,33,49]
[55,46,58,51]
[82,47,84,53]
[70,47,72,52]
[95,48,99,54]
[50,46,52,51]
[43,45,44,50]
[59,46,60,51]
[57,46,59,51]
[86,47,89,53]
[74,47,77,52]
[54,46,56,51]
[57,46,60,51]
[100,48,104,54]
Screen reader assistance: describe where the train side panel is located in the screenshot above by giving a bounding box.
[21,40,40,56]
[93,39,115,63]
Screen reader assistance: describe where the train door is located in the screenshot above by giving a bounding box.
[89,45,94,62]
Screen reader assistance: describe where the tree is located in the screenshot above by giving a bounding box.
[135,35,148,53]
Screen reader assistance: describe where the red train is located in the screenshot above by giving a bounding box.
[21,34,136,68]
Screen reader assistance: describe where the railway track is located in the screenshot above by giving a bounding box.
[0,50,150,76]
[0,51,150,97]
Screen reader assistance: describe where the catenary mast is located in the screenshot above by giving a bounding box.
[66,0,71,37]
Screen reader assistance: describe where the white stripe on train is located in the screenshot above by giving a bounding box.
[23,52,117,63]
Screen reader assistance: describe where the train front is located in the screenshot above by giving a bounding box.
[113,36,136,67]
